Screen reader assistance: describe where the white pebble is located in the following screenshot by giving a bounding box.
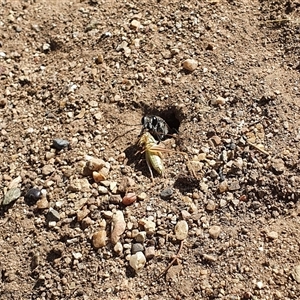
[129,252,146,272]
[267,231,278,240]
[256,281,263,289]
[130,19,141,30]
[182,59,198,72]
[208,225,221,239]
[175,220,188,240]
[113,242,123,256]
[140,219,156,235]
[72,252,82,260]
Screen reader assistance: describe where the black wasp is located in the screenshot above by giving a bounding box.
[141,115,170,142]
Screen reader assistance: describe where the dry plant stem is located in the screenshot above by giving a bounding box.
[247,140,270,156]
[157,240,184,280]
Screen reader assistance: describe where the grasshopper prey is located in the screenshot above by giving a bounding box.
[138,132,196,181]
[138,132,165,180]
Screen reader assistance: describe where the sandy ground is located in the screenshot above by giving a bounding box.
[0,0,300,299]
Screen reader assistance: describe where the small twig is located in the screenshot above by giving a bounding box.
[247,140,270,156]
[157,240,184,280]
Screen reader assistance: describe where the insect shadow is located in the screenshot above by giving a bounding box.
[124,143,153,178]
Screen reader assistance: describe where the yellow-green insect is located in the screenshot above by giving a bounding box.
[138,132,197,181]
[138,132,165,180]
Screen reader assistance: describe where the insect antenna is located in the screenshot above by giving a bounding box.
[110,120,141,143]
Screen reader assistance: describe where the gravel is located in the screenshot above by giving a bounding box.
[0,1,299,299]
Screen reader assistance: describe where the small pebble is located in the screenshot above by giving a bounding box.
[31,254,40,269]
[256,281,263,289]
[208,225,221,239]
[36,197,49,209]
[81,217,94,228]
[231,199,240,206]
[92,171,106,182]
[234,157,244,169]
[203,254,217,262]
[135,231,147,243]
[42,165,55,176]
[68,178,91,192]
[175,220,188,240]
[182,196,197,213]
[219,181,228,193]
[43,43,50,51]
[197,153,207,161]
[181,210,191,219]
[55,201,64,208]
[291,264,300,283]
[106,194,120,205]
[48,221,57,227]
[212,96,226,105]
[31,24,40,32]
[77,206,90,222]
[273,291,282,299]
[271,158,285,174]
[266,231,278,240]
[157,230,167,236]
[145,246,155,260]
[160,188,173,199]
[111,210,126,244]
[98,186,108,194]
[0,98,7,108]
[2,187,21,206]
[200,182,208,193]
[99,219,106,229]
[95,55,104,64]
[182,59,198,72]
[137,192,147,201]
[25,188,42,203]
[47,207,60,222]
[83,157,106,174]
[52,139,69,150]
[102,211,113,219]
[228,180,240,191]
[72,252,82,260]
[131,229,139,238]
[219,199,227,207]
[209,135,222,146]
[114,242,123,255]
[109,181,117,193]
[92,230,107,248]
[141,219,156,235]
[45,152,55,160]
[129,252,146,272]
[122,192,137,206]
[130,19,141,30]
[93,167,109,182]
[132,243,144,254]
[206,200,217,211]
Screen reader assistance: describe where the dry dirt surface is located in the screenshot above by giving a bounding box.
[1,0,300,299]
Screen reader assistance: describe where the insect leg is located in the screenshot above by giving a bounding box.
[145,152,154,181]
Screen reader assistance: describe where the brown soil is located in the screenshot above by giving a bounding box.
[0,0,300,299]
